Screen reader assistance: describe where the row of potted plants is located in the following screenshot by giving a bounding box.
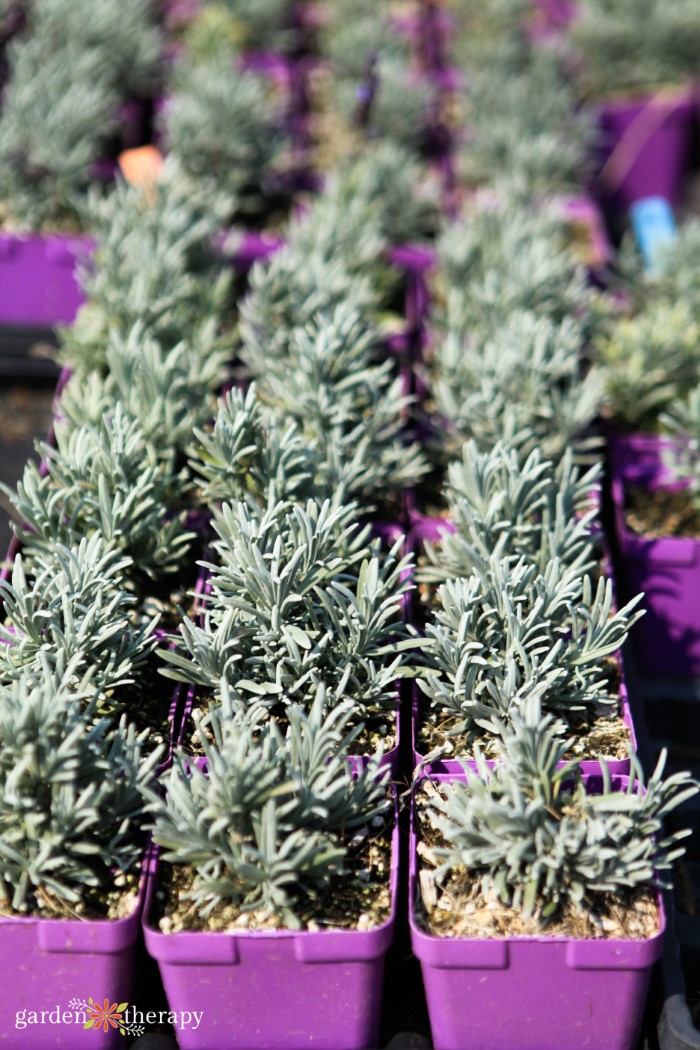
[0,3,444,1037]
[399,5,700,1047]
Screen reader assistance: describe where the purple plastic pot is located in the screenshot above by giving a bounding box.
[595,86,696,212]
[0,232,93,326]
[143,800,399,1050]
[610,432,700,676]
[409,773,665,1050]
[1,862,147,1049]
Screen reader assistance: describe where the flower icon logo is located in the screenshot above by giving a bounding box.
[84,998,127,1035]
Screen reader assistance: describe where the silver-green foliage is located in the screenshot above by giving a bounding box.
[421,443,601,582]
[287,142,438,300]
[335,54,436,154]
[322,1,411,80]
[188,384,318,509]
[161,499,414,718]
[30,0,162,97]
[3,405,194,584]
[461,46,596,193]
[436,200,591,336]
[59,324,230,459]
[213,0,296,52]
[0,0,162,228]
[571,0,700,98]
[421,697,698,919]
[0,536,158,700]
[431,313,603,464]
[595,300,700,431]
[146,691,391,924]
[653,219,700,311]
[242,304,427,503]
[417,556,644,744]
[162,55,289,217]
[239,246,380,362]
[61,162,233,370]
[0,39,118,229]
[0,665,160,912]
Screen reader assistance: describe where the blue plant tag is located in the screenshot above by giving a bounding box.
[630,196,677,274]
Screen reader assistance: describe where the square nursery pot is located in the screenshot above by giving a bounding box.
[1,862,148,1049]
[610,432,700,677]
[142,798,399,1050]
[595,86,696,213]
[409,774,665,1050]
[0,232,93,327]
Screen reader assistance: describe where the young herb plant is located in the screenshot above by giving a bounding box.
[0,664,161,916]
[419,696,698,925]
[3,405,194,586]
[417,555,643,751]
[420,443,602,583]
[145,690,391,928]
[0,536,158,703]
[161,499,414,726]
[161,53,292,220]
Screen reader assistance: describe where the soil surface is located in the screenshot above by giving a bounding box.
[626,484,700,539]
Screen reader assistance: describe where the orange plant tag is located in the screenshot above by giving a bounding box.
[118,146,165,199]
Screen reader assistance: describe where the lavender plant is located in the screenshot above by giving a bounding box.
[61,162,233,371]
[417,555,643,748]
[595,300,700,432]
[59,325,230,458]
[239,246,380,362]
[161,499,414,722]
[0,40,118,229]
[287,141,439,299]
[435,200,592,337]
[570,0,700,99]
[460,47,596,194]
[144,690,391,926]
[3,405,194,584]
[419,697,698,922]
[0,0,162,229]
[188,384,318,509]
[321,0,412,81]
[430,313,603,464]
[420,443,602,583]
[161,54,291,218]
[0,666,161,914]
[241,304,427,504]
[0,536,158,701]
[210,0,297,53]
[30,0,162,96]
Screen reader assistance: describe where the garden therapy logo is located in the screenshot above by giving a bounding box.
[71,997,144,1037]
[14,998,204,1034]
